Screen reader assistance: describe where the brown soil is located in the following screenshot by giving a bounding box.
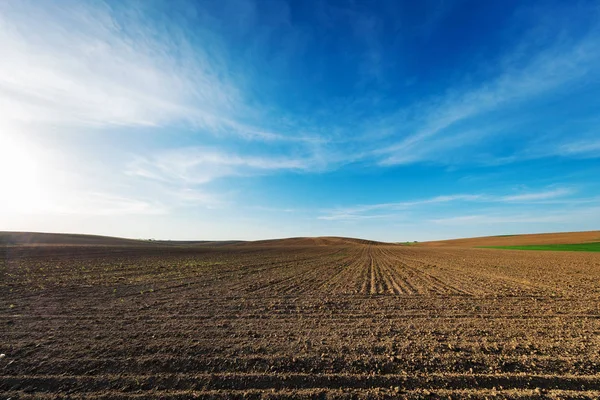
[419,230,600,247]
[237,236,388,247]
[0,232,155,247]
[2,238,600,398]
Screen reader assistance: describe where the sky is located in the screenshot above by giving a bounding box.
[1,0,600,242]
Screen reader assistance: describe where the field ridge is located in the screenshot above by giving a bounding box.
[3,237,600,398]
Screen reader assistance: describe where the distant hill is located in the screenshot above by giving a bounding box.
[0,232,385,247]
[419,230,600,247]
[10,231,598,249]
[238,236,389,246]
[151,240,246,247]
[0,232,250,247]
[0,231,155,246]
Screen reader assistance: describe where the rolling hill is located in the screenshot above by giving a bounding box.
[419,230,600,247]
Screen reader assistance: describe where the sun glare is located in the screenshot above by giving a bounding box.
[0,135,48,213]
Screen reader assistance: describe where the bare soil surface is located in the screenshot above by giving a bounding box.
[420,230,600,247]
[236,237,387,247]
[2,239,600,398]
[0,232,155,247]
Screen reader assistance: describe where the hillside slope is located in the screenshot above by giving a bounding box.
[239,236,389,246]
[420,230,600,247]
[0,232,153,246]
[0,232,385,247]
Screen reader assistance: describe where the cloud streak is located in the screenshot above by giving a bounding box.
[500,188,573,202]
[0,1,224,128]
[319,188,575,221]
[370,11,600,166]
[430,206,600,226]
[127,147,311,186]
[0,0,314,143]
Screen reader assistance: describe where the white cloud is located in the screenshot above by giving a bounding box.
[318,213,399,221]
[559,139,600,156]
[429,214,569,225]
[319,194,481,221]
[127,147,310,185]
[319,189,574,221]
[55,192,168,216]
[0,0,303,142]
[430,205,600,226]
[0,186,167,217]
[499,188,573,202]
[0,2,202,126]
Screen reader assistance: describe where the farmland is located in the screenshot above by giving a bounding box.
[2,233,600,398]
[419,230,600,248]
[481,243,600,252]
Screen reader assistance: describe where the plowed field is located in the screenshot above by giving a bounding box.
[420,230,600,247]
[2,241,600,399]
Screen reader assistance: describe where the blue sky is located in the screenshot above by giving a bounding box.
[1,0,599,241]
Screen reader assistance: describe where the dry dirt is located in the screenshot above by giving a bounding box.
[2,239,600,399]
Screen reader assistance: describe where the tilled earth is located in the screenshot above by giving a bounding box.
[2,243,600,399]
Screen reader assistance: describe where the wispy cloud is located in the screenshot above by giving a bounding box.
[318,213,403,221]
[371,13,600,166]
[319,188,574,221]
[558,139,600,157]
[503,134,600,163]
[0,0,310,142]
[429,213,570,225]
[127,147,310,185]
[499,188,573,202]
[0,1,222,128]
[321,194,482,218]
[1,189,167,216]
[430,205,600,226]
[59,192,168,216]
